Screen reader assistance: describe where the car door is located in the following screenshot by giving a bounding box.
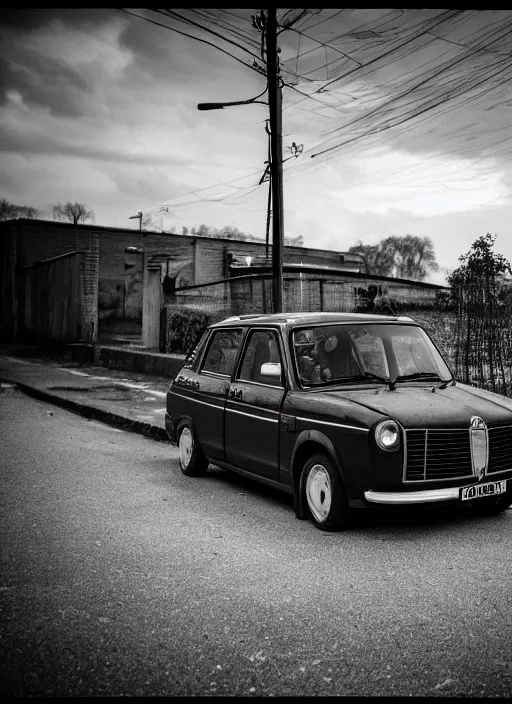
[224,328,285,480]
[187,327,242,462]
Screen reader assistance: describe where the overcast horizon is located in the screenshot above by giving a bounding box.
[3,8,512,284]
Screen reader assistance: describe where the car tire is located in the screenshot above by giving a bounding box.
[177,422,208,477]
[471,488,512,516]
[301,453,352,531]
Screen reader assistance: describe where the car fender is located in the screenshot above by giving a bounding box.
[290,428,345,519]
[175,414,196,437]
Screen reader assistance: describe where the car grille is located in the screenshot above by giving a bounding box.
[405,429,473,481]
[487,424,512,474]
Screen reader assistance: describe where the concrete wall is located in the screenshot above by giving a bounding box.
[142,264,162,349]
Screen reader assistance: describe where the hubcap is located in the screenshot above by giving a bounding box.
[179,427,193,469]
[306,464,332,523]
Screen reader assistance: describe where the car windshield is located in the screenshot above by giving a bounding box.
[292,323,452,387]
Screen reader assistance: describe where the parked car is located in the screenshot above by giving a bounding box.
[165,312,512,531]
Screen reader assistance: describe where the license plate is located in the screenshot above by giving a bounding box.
[461,480,507,501]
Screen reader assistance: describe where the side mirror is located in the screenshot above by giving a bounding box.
[260,362,281,378]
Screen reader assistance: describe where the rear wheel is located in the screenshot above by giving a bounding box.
[471,488,512,516]
[177,422,208,477]
[301,453,352,531]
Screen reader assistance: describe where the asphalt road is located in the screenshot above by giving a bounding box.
[1,386,512,697]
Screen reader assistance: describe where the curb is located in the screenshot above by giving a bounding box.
[2,379,170,443]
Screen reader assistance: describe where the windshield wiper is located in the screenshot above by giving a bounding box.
[338,372,397,391]
[436,377,455,390]
[395,372,455,391]
[395,372,443,383]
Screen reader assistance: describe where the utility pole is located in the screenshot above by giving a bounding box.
[266,8,284,313]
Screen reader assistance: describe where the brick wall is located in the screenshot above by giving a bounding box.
[16,221,78,265]
[225,240,350,269]
[98,230,194,326]
[8,220,446,339]
[194,238,228,284]
[80,233,99,342]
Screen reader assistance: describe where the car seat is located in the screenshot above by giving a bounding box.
[251,338,270,382]
[324,333,360,378]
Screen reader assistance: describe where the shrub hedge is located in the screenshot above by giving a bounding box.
[160,305,228,355]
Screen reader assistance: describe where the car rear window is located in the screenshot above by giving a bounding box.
[201,329,242,376]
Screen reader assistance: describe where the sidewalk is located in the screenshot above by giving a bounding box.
[0,352,175,442]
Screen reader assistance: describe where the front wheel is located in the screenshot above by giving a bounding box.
[177,422,208,477]
[471,488,512,516]
[301,453,352,531]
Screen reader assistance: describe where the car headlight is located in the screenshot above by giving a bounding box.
[374,420,400,451]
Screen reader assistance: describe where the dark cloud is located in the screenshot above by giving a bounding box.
[0,51,95,117]
[0,12,117,118]
[0,9,57,31]
[118,13,172,66]
[0,124,195,166]
[0,8,117,31]
[117,10,259,89]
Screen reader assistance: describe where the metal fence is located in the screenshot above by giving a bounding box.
[162,272,512,398]
[161,272,449,354]
[453,281,512,397]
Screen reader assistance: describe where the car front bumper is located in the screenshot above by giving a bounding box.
[364,486,463,505]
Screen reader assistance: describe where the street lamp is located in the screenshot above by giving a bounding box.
[196,11,285,313]
[129,211,142,232]
[197,89,267,111]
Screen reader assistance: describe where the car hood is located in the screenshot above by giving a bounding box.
[323,382,512,428]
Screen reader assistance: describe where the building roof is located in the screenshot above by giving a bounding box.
[2,218,448,289]
[0,217,360,263]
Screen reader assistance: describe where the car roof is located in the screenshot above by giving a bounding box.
[212,311,415,329]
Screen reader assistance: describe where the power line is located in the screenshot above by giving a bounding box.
[118,9,262,75]
[152,9,262,62]
[279,12,465,116]
[316,10,462,92]
[308,21,512,159]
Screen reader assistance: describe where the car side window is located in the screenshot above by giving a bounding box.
[237,330,283,386]
[201,329,242,376]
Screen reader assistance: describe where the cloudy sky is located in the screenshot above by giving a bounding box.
[2,8,512,283]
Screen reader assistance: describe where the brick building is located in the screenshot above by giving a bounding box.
[0,218,362,337]
[0,218,447,344]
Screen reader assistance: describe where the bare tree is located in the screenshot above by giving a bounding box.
[0,198,39,220]
[52,201,95,225]
[285,234,304,247]
[186,223,303,244]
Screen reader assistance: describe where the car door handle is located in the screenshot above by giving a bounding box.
[229,387,242,398]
